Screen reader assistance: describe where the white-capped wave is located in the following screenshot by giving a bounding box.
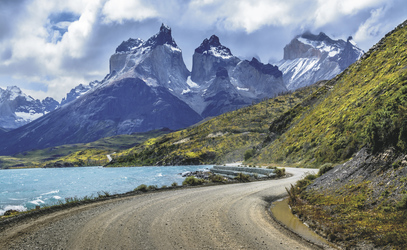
[41,190,59,195]
[29,199,45,205]
[52,196,62,200]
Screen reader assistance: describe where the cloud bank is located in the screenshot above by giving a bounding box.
[0,0,405,100]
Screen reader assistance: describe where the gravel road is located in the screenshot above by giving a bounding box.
[0,167,318,250]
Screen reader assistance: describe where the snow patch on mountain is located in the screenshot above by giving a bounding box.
[0,86,59,129]
[186,76,199,88]
[278,32,364,90]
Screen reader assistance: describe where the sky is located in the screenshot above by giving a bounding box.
[0,0,406,101]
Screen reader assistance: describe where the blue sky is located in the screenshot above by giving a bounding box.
[0,0,406,101]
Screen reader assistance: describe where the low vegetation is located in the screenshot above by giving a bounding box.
[182,176,206,186]
[250,21,407,168]
[106,85,319,167]
[279,20,407,249]
[0,129,169,169]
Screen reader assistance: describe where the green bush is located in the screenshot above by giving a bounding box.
[182,176,205,186]
[171,182,178,187]
[244,149,255,161]
[274,167,285,177]
[234,173,250,182]
[134,184,148,192]
[305,174,317,181]
[210,174,225,182]
[318,163,334,176]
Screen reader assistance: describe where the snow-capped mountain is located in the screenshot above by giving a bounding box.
[277,32,364,90]
[60,80,101,106]
[0,86,58,129]
[190,35,286,117]
[0,24,285,155]
[0,24,202,154]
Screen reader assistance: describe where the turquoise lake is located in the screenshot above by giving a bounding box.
[0,165,210,215]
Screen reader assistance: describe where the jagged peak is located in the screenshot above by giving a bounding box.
[143,23,178,49]
[299,31,335,44]
[248,57,282,78]
[195,35,233,59]
[115,38,144,53]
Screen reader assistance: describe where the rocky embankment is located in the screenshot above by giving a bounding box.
[295,147,407,248]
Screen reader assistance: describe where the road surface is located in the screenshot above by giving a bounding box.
[0,167,319,249]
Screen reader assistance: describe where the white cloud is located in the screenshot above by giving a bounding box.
[102,0,158,23]
[313,0,387,28]
[0,0,406,101]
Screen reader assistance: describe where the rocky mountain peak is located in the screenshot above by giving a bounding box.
[300,31,334,44]
[115,38,144,53]
[278,31,364,90]
[0,86,60,129]
[143,23,178,49]
[248,58,282,78]
[195,35,233,58]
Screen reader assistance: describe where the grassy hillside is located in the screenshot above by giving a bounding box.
[250,20,407,167]
[279,20,407,248]
[106,85,320,167]
[0,129,169,169]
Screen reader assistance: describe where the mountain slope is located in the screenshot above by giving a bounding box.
[256,20,407,249]
[0,78,201,155]
[0,129,170,169]
[253,21,407,167]
[0,25,204,155]
[277,32,363,90]
[105,84,318,166]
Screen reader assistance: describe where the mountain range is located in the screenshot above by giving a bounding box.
[0,24,363,155]
[0,86,58,130]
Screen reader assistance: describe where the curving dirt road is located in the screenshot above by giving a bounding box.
[0,168,318,250]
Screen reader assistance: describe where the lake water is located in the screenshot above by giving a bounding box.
[0,165,211,215]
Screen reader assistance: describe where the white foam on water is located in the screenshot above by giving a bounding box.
[29,199,45,205]
[41,190,59,195]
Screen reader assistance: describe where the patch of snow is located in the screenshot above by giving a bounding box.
[182,88,191,94]
[15,111,43,122]
[237,86,249,91]
[297,37,314,47]
[209,47,233,59]
[202,88,208,96]
[328,50,340,57]
[143,77,158,87]
[186,76,199,88]
[165,44,181,53]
